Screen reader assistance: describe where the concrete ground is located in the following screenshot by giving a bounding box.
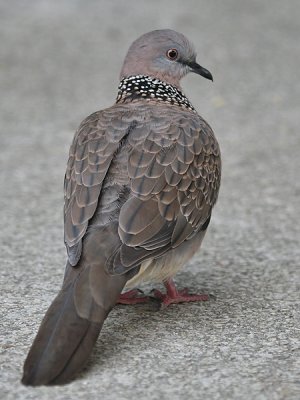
[0,1,299,399]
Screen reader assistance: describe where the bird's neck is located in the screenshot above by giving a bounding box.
[116,75,196,112]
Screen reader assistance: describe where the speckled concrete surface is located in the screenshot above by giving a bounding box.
[0,1,299,399]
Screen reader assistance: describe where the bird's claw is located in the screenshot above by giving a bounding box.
[150,287,210,308]
[118,289,150,305]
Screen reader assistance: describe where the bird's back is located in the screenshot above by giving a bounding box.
[67,101,221,277]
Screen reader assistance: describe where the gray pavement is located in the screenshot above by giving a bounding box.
[0,1,299,399]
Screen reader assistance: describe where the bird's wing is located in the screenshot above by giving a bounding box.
[63,108,134,265]
[108,110,221,274]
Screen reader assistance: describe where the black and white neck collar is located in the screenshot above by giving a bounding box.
[116,75,196,112]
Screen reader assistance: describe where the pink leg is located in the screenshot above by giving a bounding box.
[118,289,150,305]
[152,278,209,308]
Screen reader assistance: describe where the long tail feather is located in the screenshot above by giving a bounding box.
[22,263,127,386]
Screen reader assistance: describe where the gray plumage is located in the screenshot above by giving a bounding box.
[22,29,221,386]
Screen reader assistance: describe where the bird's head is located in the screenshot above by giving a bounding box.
[120,29,213,88]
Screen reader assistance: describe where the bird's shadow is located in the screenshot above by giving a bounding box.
[82,299,165,375]
[77,269,242,381]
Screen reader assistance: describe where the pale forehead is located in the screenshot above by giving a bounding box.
[131,29,196,55]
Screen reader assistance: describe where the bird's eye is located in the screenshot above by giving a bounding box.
[166,49,178,60]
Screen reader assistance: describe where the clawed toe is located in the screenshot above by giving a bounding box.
[118,289,150,305]
[118,281,211,307]
[150,279,210,308]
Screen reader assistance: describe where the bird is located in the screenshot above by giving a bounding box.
[22,29,221,386]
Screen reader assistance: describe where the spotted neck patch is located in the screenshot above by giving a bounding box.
[116,75,196,112]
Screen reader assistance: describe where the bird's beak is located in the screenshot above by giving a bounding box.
[186,61,213,81]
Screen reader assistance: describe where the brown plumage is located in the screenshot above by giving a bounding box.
[22,29,221,386]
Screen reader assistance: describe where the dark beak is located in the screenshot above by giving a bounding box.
[186,61,213,81]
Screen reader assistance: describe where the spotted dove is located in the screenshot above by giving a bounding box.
[22,29,221,386]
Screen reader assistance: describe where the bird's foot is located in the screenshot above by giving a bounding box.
[118,289,150,305]
[151,279,210,308]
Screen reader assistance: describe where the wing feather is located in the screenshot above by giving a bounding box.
[63,109,135,265]
[64,104,221,271]
[107,108,221,275]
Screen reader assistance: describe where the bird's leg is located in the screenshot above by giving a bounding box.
[152,278,209,308]
[118,289,150,305]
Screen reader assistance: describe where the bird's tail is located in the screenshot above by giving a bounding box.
[22,261,128,386]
